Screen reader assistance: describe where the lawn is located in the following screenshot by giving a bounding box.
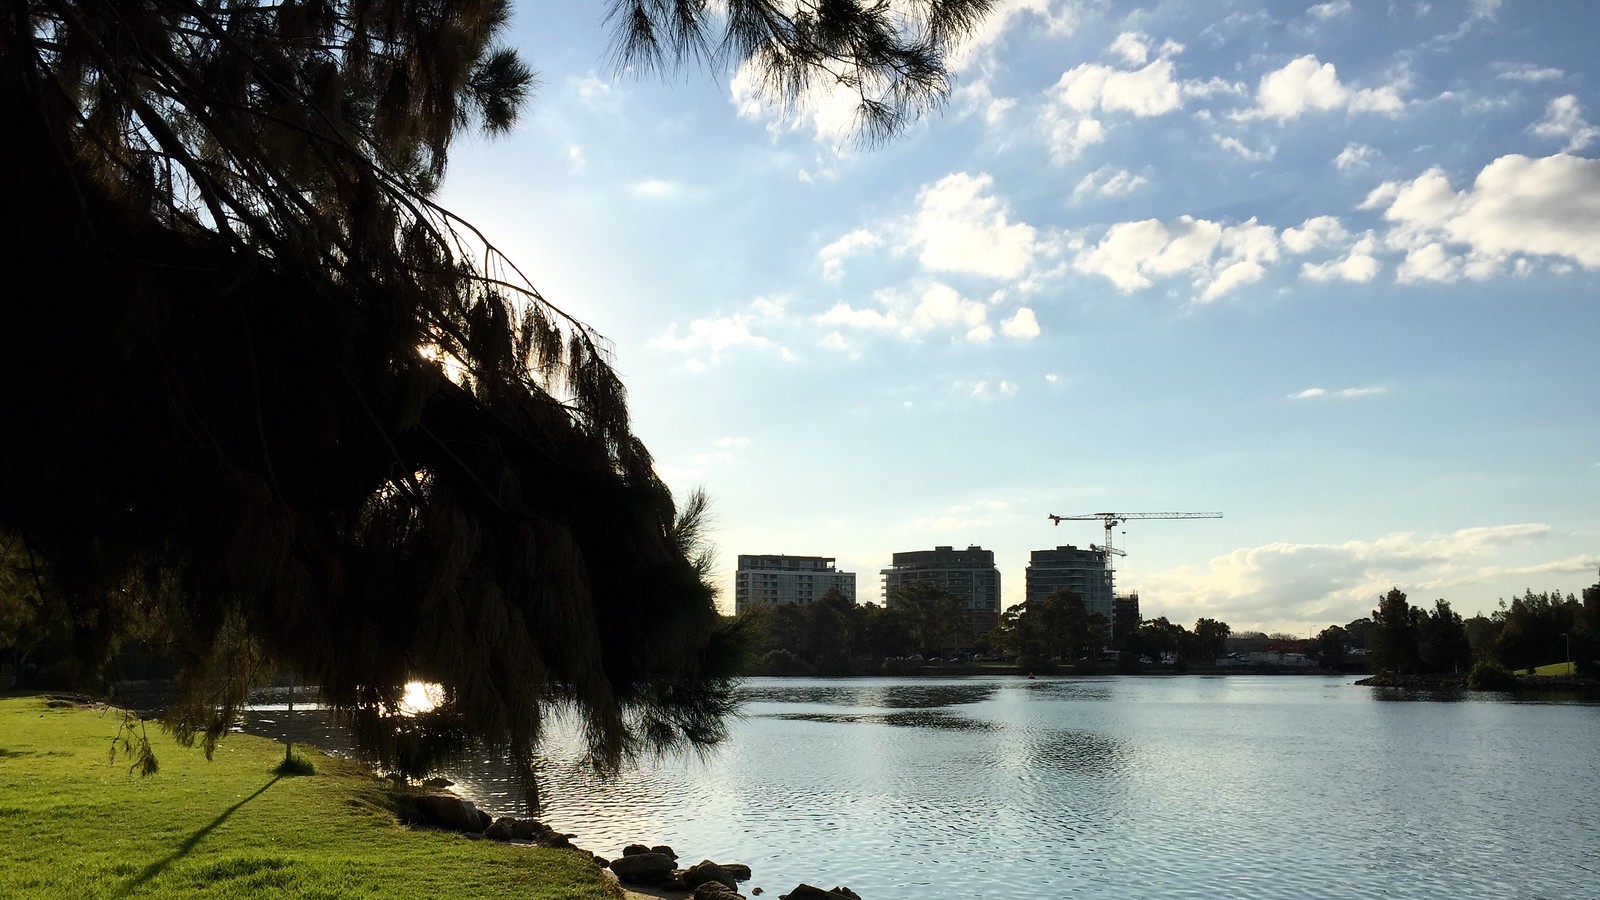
[0,694,620,900]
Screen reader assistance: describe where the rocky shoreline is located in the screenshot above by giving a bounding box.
[1355,672,1600,692]
[406,790,862,900]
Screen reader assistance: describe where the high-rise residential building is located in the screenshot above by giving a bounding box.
[1113,592,1141,641]
[881,545,1001,640]
[734,555,856,615]
[1025,545,1114,621]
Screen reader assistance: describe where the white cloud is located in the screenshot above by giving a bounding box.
[1074,216,1281,300]
[1531,95,1600,152]
[1334,142,1378,172]
[909,172,1041,279]
[1367,154,1600,278]
[1241,55,1405,121]
[819,228,884,281]
[1000,307,1041,340]
[1302,232,1381,283]
[1138,523,1583,632]
[1493,63,1566,83]
[819,283,1007,344]
[1057,59,1185,117]
[1214,135,1277,161]
[1281,216,1348,254]
[1071,166,1148,202]
[1307,1,1352,21]
[1110,32,1151,67]
[1291,386,1386,399]
[651,296,789,364]
[633,179,682,198]
[1044,113,1108,161]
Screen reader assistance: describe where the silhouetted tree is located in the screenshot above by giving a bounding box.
[1493,590,1580,671]
[1418,599,1473,674]
[1310,625,1349,670]
[888,582,968,658]
[1370,588,1422,674]
[1193,618,1231,661]
[0,0,994,798]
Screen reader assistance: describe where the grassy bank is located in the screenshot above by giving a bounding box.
[0,694,618,900]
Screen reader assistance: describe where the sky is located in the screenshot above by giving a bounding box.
[440,0,1599,634]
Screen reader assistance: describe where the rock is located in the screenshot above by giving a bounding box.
[421,776,454,788]
[474,809,492,832]
[591,855,610,869]
[684,860,737,890]
[780,885,859,900]
[651,844,678,860]
[484,817,515,842]
[510,819,542,841]
[692,882,743,900]
[412,794,484,833]
[722,863,753,881]
[608,852,676,885]
[622,843,653,857]
[751,889,762,896]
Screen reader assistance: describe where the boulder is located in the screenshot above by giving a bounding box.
[412,794,484,834]
[608,851,676,885]
[484,817,515,842]
[651,844,678,860]
[474,809,492,832]
[421,776,454,788]
[622,843,652,857]
[692,882,743,900]
[684,860,737,891]
[780,886,859,900]
[722,863,753,881]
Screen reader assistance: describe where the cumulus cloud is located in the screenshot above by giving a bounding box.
[1281,216,1348,254]
[1071,166,1149,202]
[1000,307,1041,339]
[1301,232,1381,282]
[819,283,1010,344]
[1042,38,1233,163]
[1074,216,1280,301]
[1306,1,1352,21]
[909,172,1041,279]
[1137,523,1587,632]
[1240,55,1405,121]
[1334,142,1378,172]
[1214,135,1277,161]
[651,296,790,365]
[819,228,884,280]
[1531,95,1600,152]
[729,57,863,145]
[1363,154,1600,278]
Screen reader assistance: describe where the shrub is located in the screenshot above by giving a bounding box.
[1467,661,1518,692]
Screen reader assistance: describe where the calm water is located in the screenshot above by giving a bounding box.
[245,676,1600,899]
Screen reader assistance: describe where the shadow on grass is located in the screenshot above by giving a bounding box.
[114,775,281,898]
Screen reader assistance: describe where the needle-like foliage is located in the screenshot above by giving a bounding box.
[0,0,988,796]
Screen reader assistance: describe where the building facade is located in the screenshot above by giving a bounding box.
[881,545,1001,640]
[1025,545,1114,621]
[734,555,856,615]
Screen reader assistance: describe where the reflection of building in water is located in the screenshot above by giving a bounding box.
[881,545,1001,640]
[734,554,856,615]
[1025,545,1113,620]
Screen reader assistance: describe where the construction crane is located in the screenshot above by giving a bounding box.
[1047,511,1222,586]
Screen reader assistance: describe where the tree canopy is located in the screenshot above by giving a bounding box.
[0,0,994,793]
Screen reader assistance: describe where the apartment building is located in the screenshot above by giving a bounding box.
[734,555,856,615]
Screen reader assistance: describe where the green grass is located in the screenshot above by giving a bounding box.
[1523,661,1579,676]
[0,695,620,900]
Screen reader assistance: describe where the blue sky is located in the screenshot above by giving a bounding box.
[442,0,1599,633]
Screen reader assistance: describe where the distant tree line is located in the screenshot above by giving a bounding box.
[1357,580,1600,678]
[742,585,1236,675]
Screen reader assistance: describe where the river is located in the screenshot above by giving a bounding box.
[243,675,1599,899]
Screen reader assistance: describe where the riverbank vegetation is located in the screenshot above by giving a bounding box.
[0,695,616,900]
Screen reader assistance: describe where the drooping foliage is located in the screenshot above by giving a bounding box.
[0,0,992,791]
